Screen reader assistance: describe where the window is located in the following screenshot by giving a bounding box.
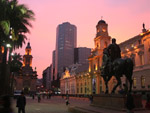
[104,41,107,48]
[133,77,136,88]
[139,55,144,65]
[130,54,135,66]
[94,64,96,70]
[77,88,79,93]
[141,76,145,88]
[138,40,141,45]
[96,43,98,48]
[81,88,82,93]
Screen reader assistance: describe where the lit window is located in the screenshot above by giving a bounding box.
[131,56,135,66]
[138,40,141,45]
[133,77,136,88]
[141,76,145,88]
[104,41,107,48]
[94,64,96,70]
[139,55,144,65]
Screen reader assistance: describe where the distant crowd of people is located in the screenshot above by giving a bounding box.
[0,91,150,113]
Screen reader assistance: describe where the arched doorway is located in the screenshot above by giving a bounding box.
[23,80,30,94]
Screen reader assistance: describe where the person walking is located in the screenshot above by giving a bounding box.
[16,91,26,113]
[89,95,93,104]
[65,97,69,106]
[48,93,51,99]
[126,93,135,113]
[38,94,41,103]
[32,94,35,100]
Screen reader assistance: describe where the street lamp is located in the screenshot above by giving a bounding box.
[6,44,11,48]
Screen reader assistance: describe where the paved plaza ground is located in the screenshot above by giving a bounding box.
[11,96,150,113]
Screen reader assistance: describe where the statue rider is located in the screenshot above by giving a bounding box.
[104,38,121,73]
[107,38,121,62]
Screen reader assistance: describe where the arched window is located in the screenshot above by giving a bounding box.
[133,77,136,88]
[141,76,145,88]
[138,51,144,65]
[85,87,87,93]
[104,41,108,48]
[139,55,144,65]
[130,54,135,66]
[94,64,96,70]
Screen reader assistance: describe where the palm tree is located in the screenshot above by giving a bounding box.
[0,0,35,95]
[10,53,22,94]
[10,53,22,73]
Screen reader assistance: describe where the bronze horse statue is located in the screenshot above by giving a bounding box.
[100,49,134,94]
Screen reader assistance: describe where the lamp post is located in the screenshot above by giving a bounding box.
[0,43,12,95]
[5,43,12,95]
[0,27,13,96]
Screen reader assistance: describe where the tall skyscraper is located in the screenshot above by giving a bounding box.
[74,47,91,64]
[55,22,77,79]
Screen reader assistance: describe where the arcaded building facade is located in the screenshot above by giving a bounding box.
[120,25,150,94]
[60,21,150,95]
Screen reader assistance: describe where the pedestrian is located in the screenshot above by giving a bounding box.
[42,93,45,99]
[32,94,34,100]
[89,95,93,104]
[65,97,69,106]
[48,93,51,99]
[123,84,128,94]
[145,94,150,109]
[16,91,26,113]
[126,93,135,113]
[38,94,41,103]
[118,86,124,94]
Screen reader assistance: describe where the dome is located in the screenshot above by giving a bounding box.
[97,20,106,25]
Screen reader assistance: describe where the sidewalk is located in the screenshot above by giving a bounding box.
[68,102,150,113]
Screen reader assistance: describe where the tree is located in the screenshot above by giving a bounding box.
[10,53,22,94]
[10,53,22,73]
[0,0,35,95]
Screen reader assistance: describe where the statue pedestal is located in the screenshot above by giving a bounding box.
[91,94,143,111]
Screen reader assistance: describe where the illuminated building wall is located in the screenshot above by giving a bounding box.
[88,19,114,94]
[23,42,32,67]
[119,25,150,93]
[14,42,38,94]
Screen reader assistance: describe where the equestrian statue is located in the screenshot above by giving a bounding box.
[100,38,134,94]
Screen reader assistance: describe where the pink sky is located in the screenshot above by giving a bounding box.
[17,0,150,78]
